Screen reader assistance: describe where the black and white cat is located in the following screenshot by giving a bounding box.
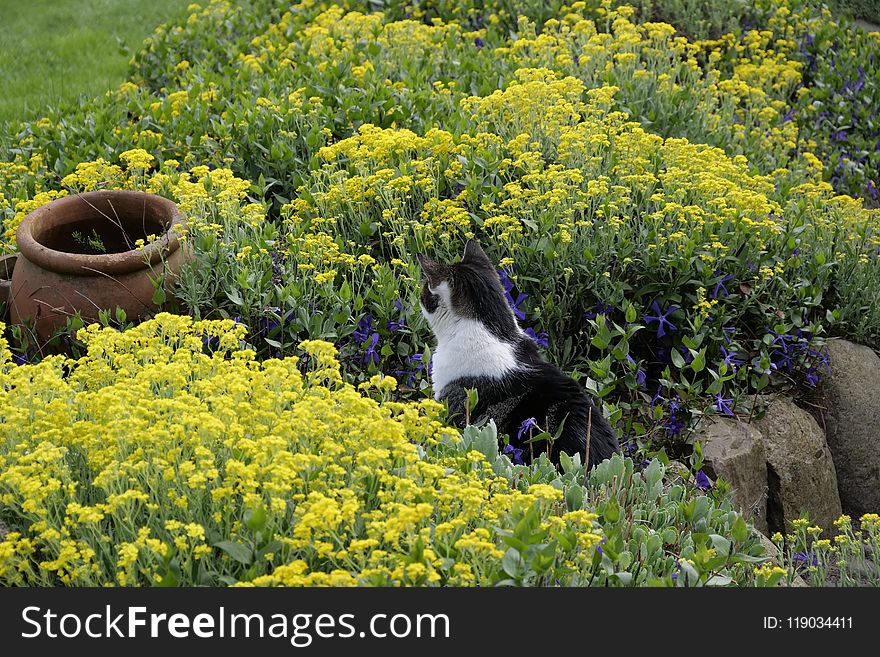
[418,240,619,467]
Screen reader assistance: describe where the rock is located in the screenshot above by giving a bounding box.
[855,18,880,33]
[821,339,880,517]
[665,460,692,483]
[756,396,842,535]
[692,416,768,534]
[755,530,779,561]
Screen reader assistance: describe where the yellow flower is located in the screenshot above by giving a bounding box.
[119,148,155,171]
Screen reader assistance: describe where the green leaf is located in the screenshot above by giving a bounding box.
[690,349,706,373]
[732,515,749,543]
[501,548,525,579]
[565,484,584,511]
[225,289,243,306]
[214,540,253,565]
[246,505,267,533]
[152,286,167,306]
[671,348,685,369]
[603,498,620,523]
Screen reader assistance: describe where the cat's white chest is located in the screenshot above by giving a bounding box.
[429,318,519,399]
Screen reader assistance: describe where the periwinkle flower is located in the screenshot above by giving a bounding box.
[714,392,733,416]
[353,314,374,344]
[497,266,527,321]
[695,471,712,491]
[524,327,549,348]
[362,333,380,365]
[503,443,524,465]
[517,417,539,441]
[643,301,678,339]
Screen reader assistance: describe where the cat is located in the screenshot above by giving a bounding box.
[417,239,619,467]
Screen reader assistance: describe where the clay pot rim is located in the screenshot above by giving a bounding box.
[15,190,184,276]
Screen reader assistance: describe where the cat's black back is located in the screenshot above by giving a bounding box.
[439,338,618,467]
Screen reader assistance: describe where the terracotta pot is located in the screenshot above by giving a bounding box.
[9,190,190,340]
[0,253,16,310]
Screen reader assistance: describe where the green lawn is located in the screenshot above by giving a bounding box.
[0,0,190,124]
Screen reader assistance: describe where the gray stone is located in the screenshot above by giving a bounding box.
[756,396,842,535]
[821,339,880,517]
[692,417,768,534]
[665,460,691,483]
[855,18,879,33]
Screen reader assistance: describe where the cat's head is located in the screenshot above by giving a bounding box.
[417,239,520,341]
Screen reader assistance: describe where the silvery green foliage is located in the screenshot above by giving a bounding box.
[456,421,766,586]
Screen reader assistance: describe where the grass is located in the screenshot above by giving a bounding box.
[0,0,190,125]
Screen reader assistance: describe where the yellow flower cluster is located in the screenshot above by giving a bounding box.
[0,315,602,586]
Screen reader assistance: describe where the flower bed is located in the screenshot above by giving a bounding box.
[0,315,771,586]
[1,0,879,585]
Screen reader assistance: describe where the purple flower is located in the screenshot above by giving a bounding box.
[805,368,819,387]
[643,301,678,339]
[720,346,743,371]
[503,443,524,465]
[663,396,685,436]
[474,37,484,48]
[774,349,799,373]
[524,327,549,348]
[678,346,694,365]
[497,266,527,321]
[651,385,664,407]
[696,470,712,491]
[259,314,281,335]
[771,331,792,354]
[715,392,733,416]
[393,353,426,387]
[517,417,539,441]
[353,314,374,344]
[387,300,407,331]
[362,333,380,365]
[712,272,734,299]
[626,355,646,387]
[814,349,830,373]
[584,302,615,321]
[664,413,686,436]
[794,551,819,567]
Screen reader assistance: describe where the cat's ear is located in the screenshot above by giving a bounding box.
[461,239,491,266]
[417,254,448,283]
